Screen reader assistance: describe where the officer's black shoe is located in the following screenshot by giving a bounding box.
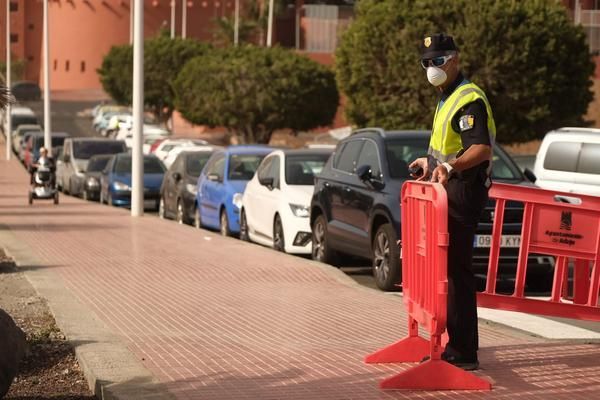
[420,352,479,371]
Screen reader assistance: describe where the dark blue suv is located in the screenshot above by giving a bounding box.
[310,129,554,291]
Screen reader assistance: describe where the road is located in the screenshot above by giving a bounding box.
[20,97,600,336]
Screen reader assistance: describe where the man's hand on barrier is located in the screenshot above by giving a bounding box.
[409,157,430,181]
[431,165,449,186]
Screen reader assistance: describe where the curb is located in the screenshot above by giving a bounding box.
[0,225,175,400]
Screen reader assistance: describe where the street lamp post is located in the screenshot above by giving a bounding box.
[130,0,134,44]
[43,0,51,154]
[267,0,274,47]
[182,0,187,39]
[170,0,176,39]
[131,0,144,217]
[5,0,11,161]
[234,0,239,46]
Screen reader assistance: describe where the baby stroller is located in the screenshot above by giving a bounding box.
[28,158,59,205]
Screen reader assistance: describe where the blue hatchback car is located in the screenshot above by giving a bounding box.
[100,153,166,211]
[195,146,273,236]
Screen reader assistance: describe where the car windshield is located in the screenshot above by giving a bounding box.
[73,141,125,159]
[114,156,165,174]
[87,157,111,172]
[285,154,330,185]
[186,153,212,177]
[33,136,67,151]
[12,115,38,127]
[384,138,522,181]
[228,154,265,180]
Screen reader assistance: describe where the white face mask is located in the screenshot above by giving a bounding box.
[427,66,447,87]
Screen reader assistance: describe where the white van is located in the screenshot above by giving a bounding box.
[533,127,600,196]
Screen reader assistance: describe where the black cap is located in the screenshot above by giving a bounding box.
[420,33,459,59]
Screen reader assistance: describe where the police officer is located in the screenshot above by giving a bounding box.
[409,33,495,371]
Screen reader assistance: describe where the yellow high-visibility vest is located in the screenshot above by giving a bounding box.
[428,81,496,162]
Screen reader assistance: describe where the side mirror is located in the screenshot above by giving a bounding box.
[207,173,221,182]
[356,165,372,181]
[523,168,537,183]
[259,176,274,189]
[172,172,182,181]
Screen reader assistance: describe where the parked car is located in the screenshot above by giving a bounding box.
[115,123,170,148]
[240,148,332,254]
[99,153,165,210]
[11,81,42,102]
[82,154,113,201]
[159,147,216,224]
[511,154,536,174]
[11,124,42,154]
[156,139,210,167]
[161,142,214,168]
[92,106,129,132]
[57,138,127,196]
[310,129,553,291]
[532,127,600,196]
[24,132,70,169]
[2,106,38,137]
[195,146,273,236]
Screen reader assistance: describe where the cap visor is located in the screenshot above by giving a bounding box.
[421,49,454,60]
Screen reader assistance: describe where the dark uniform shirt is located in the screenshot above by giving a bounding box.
[437,72,492,224]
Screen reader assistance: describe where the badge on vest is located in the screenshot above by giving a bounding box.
[458,115,475,132]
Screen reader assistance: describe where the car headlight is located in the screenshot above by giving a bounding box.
[113,181,131,191]
[232,193,243,209]
[86,177,99,187]
[186,183,197,194]
[289,203,309,218]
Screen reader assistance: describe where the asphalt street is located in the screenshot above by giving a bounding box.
[18,97,600,336]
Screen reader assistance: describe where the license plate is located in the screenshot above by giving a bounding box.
[473,234,521,248]
[143,200,157,208]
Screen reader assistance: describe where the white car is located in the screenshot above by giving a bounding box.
[161,143,215,168]
[533,127,600,196]
[116,124,171,148]
[240,148,332,254]
[154,139,209,165]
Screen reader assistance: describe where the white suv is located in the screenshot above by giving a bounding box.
[533,127,600,196]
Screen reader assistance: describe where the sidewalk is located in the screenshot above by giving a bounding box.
[0,147,599,399]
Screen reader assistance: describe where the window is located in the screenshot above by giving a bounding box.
[28,23,34,30]
[81,61,86,73]
[543,142,581,172]
[335,140,363,173]
[271,156,281,188]
[10,34,18,43]
[285,153,330,185]
[208,155,226,180]
[385,139,429,179]
[185,153,212,177]
[257,156,273,181]
[65,60,70,72]
[87,157,111,173]
[356,140,381,179]
[490,147,522,181]
[9,2,17,12]
[114,156,165,174]
[53,60,57,71]
[228,154,264,180]
[577,143,600,175]
[72,141,126,160]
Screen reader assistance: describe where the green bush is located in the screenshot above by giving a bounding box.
[174,46,339,144]
[336,0,595,143]
[98,35,210,122]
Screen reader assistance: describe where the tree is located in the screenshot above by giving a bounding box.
[174,46,339,143]
[335,0,595,144]
[98,35,210,123]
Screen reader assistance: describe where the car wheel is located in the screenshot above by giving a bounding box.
[176,200,184,225]
[220,209,231,237]
[239,209,250,242]
[158,197,166,219]
[194,206,202,229]
[311,214,338,265]
[273,215,285,252]
[372,223,401,291]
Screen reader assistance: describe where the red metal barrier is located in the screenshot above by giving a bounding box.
[365,181,491,391]
[479,183,600,321]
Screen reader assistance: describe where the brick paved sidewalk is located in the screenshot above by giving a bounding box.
[0,146,599,400]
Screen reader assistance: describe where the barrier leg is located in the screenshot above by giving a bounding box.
[573,260,590,305]
[551,256,568,302]
[365,316,429,363]
[379,359,492,390]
